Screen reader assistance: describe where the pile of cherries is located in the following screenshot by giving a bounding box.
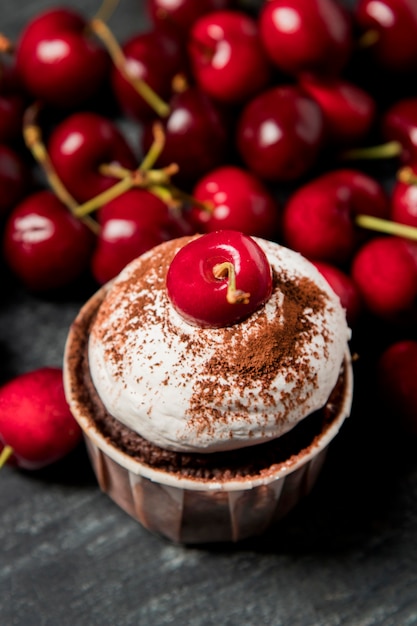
[1,0,417,470]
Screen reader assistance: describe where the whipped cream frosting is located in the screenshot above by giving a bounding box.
[88,236,351,453]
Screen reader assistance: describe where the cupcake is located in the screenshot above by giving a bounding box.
[63,231,353,543]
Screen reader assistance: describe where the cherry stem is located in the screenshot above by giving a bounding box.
[213,261,251,305]
[341,140,402,161]
[356,214,417,241]
[23,103,100,234]
[398,166,417,186]
[0,445,13,470]
[90,18,170,118]
[0,33,14,54]
[358,28,379,49]
[93,0,121,23]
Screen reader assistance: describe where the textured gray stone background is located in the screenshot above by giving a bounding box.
[1,1,417,625]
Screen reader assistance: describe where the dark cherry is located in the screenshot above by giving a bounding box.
[382,96,417,165]
[0,61,27,145]
[3,190,95,291]
[166,230,273,328]
[111,27,187,122]
[351,236,417,319]
[141,86,230,183]
[282,169,390,264]
[188,10,271,105]
[190,165,281,239]
[259,0,352,77]
[15,8,109,108]
[236,85,325,182]
[48,112,138,204]
[355,0,417,74]
[299,75,376,148]
[312,261,362,325]
[147,0,233,34]
[0,144,31,217]
[91,188,192,284]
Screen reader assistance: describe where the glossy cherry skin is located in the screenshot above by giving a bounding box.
[377,340,417,436]
[15,8,109,108]
[355,0,417,73]
[141,86,229,183]
[147,0,232,33]
[190,165,281,239]
[259,0,352,77]
[0,367,82,470]
[382,97,417,165]
[312,261,362,325]
[3,190,95,291]
[91,189,192,284]
[111,28,187,122]
[236,85,325,182]
[188,10,271,105]
[282,169,390,264]
[351,236,417,319]
[166,230,273,328]
[48,112,138,204]
[0,144,31,217]
[299,75,376,148]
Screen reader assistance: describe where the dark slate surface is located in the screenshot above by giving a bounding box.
[1,1,417,625]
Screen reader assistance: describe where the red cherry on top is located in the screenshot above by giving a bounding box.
[166,230,273,328]
[259,0,352,78]
[355,0,417,74]
[236,85,325,182]
[188,10,271,105]
[15,8,109,108]
[0,367,82,470]
[190,165,281,239]
[48,112,138,204]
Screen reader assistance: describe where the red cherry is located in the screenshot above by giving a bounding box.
[0,144,31,217]
[0,367,82,470]
[299,75,376,148]
[91,188,192,284]
[391,165,417,228]
[236,85,325,182]
[3,190,95,291]
[147,0,233,34]
[351,236,417,318]
[141,86,230,183]
[377,340,417,436]
[188,10,271,105]
[382,96,417,165]
[282,169,389,263]
[15,8,109,108]
[166,230,273,328]
[259,0,352,77]
[355,0,417,74]
[312,261,362,325]
[111,28,187,122]
[48,112,138,204]
[190,165,281,239]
